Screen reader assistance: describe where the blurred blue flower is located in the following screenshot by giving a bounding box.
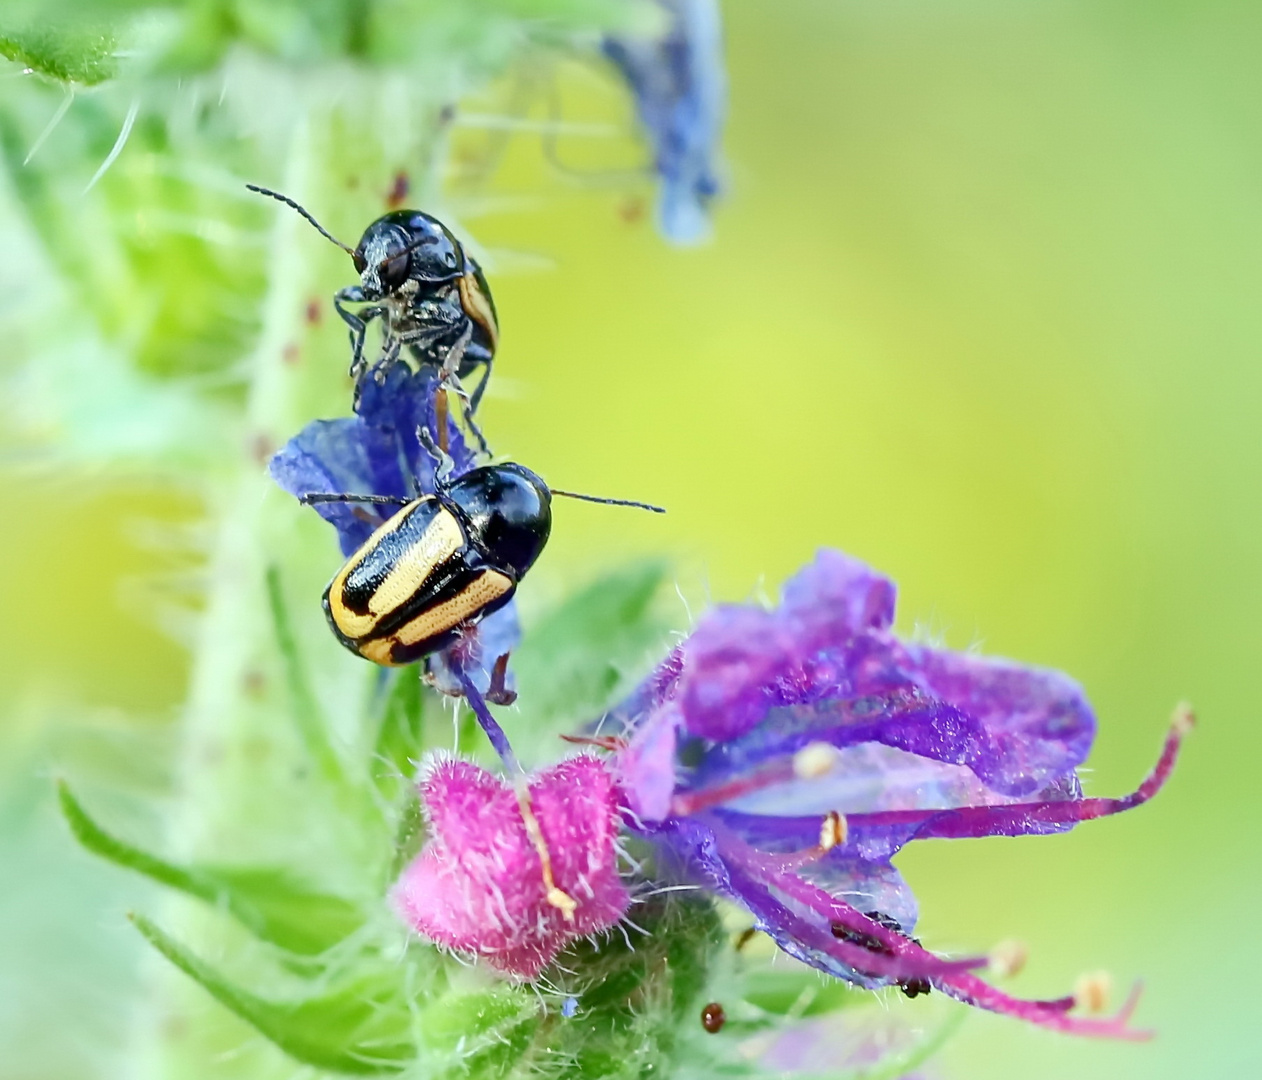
[268,366,517,694]
[604,0,726,243]
[605,549,1189,1038]
[269,366,476,556]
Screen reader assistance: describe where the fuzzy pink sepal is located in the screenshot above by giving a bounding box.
[393,755,630,979]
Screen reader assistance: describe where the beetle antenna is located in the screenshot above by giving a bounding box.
[246,184,356,255]
[300,492,413,507]
[549,489,666,514]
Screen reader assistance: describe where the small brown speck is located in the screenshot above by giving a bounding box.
[386,171,410,210]
[241,668,267,697]
[700,1002,725,1034]
[248,432,275,465]
[282,342,301,365]
[618,196,647,224]
[305,299,322,325]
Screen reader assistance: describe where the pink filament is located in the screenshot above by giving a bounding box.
[842,717,1188,840]
[695,717,1189,1039]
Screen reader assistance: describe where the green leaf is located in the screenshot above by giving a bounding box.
[130,914,416,1074]
[59,781,363,955]
[418,988,541,1078]
[386,794,425,885]
[544,892,727,1079]
[740,968,865,1018]
[0,25,118,85]
[370,670,433,885]
[511,561,671,755]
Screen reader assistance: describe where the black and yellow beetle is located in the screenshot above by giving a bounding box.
[247,184,498,413]
[307,464,547,666]
[304,465,664,667]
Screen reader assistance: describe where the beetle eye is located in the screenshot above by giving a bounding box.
[379,251,410,292]
[352,250,367,274]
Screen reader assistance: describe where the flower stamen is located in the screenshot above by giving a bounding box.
[818,810,848,851]
[793,741,838,780]
[1074,971,1113,1014]
[989,939,1028,979]
[670,763,794,815]
[560,733,629,752]
[513,779,579,921]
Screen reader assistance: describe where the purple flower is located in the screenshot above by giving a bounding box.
[393,754,631,980]
[268,365,517,694]
[604,548,1189,1038]
[604,0,726,243]
[269,366,476,556]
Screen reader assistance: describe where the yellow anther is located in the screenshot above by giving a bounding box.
[793,742,837,780]
[818,810,848,851]
[515,780,578,923]
[546,886,578,920]
[1073,971,1112,1014]
[1172,701,1196,736]
[988,939,1028,979]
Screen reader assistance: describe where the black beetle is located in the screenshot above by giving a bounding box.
[247,185,498,415]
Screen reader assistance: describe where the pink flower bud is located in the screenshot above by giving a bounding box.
[393,755,630,980]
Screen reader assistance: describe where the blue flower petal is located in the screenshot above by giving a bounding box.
[604,0,726,244]
[268,364,520,671]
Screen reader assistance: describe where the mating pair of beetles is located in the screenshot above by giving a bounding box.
[251,185,661,669]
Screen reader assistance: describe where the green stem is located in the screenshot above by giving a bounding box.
[264,564,347,791]
[124,117,372,1080]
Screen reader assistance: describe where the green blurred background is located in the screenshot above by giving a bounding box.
[3,0,1259,1076]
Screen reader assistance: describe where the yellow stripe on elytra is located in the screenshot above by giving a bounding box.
[386,568,513,652]
[329,504,464,640]
[327,510,409,630]
[355,569,513,666]
[357,637,403,666]
[458,273,499,350]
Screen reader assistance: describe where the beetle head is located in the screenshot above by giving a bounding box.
[353,211,467,301]
[445,464,552,580]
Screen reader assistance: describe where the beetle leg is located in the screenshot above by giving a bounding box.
[417,423,456,485]
[334,284,368,318]
[486,652,517,705]
[335,288,387,379]
[435,322,473,387]
[438,327,493,455]
[467,358,492,415]
[375,331,402,385]
[462,406,493,458]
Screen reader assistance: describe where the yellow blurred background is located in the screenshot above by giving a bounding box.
[3,1,1259,1076]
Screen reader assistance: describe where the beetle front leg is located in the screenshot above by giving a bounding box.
[374,332,403,386]
[335,287,386,378]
